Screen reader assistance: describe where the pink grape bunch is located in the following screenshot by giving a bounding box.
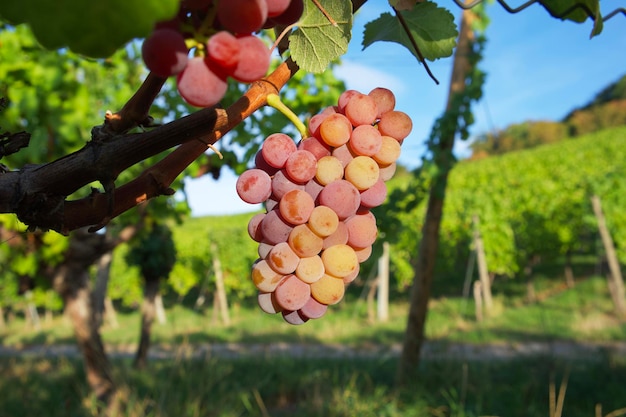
[236,87,413,325]
[141,0,304,108]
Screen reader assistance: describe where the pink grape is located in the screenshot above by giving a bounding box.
[378,162,397,182]
[345,211,377,249]
[373,135,402,166]
[258,292,282,314]
[337,90,360,112]
[206,31,240,72]
[288,224,323,258]
[255,151,279,176]
[378,110,413,142]
[349,125,382,156]
[271,0,304,25]
[274,274,311,311]
[271,169,305,200]
[342,263,360,284]
[322,221,348,249]
[304,178,324,202]
[142,28,188,78]
[359,178,388,208]
[265,197,279,212]
[310,273,345,305]
[299,296,328,319]
[267,0,291,17]
[251,259,285,292]
[260,209,294,245]
[318,180,360,220]
[298,136,331,160]
[267,241,300,274]
[279,189,314,225]
[236,168,272,204]
[331,144,355,168]
[231,35,270,82]
[247,212,266,242]
[217,0,268,34]
[354,245,373,263]
[282,309,308,325]
[258,241,273,259]
[319,113,352,147]
[262,133,297,168]
[295,255,325,284]
[285,150,317,183]
[177,57,227,108]
[344,93,378,126]
[368,87,396,118]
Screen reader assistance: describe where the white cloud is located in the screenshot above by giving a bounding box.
[334,60,407,96]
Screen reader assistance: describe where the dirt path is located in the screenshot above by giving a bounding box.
[2,340,625,361]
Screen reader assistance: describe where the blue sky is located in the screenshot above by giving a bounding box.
[185,1,626,217]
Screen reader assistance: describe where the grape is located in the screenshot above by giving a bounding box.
[267,0,291,17]
[315,155,344,186]
[345,211,377,249]
[344,156,380,191]
[354,245,373,263]
[285,150,317,183]
[262,133,297,168]
[321,244,358,278]
[368,87,396,118]
[295,255,325,284]
[373,135,402,166]
[177,57,227,108]
[271,0,304,25]
[258,241,273,259]
[255,151,279,176]
[265,197,279,212]
[307,205,339,237]
[279,189,314,225]
[247,212,266,242]
[251,259,285,292]
[297,136,331,160]
[299,296,328,319]
[359,178,387,208]
[344,93,378,126]
[267,241,300,274]
[378,162,397,182]
[348,125,382,156]
[322,220,348,249]
[304,178,324,202]
[288,224,323,258]
[274,274,311,310]
[377,110,413,142]
[331,144,355,168]
[271,169,305,200]
[319,113,352,147]
[258,291,282,314]
[236,168,272,204]
[260,209,294,245]
[337,90,360,112]
[231,35,270,82]
[142,28,188,78]
[310,273,345,305]
[282,309,308,325]
[206,31,240,72]
[318,180,360,220]
[217,0,268,34]
[342,263,360,284]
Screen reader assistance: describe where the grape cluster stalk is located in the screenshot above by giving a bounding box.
[141,0,304,108]
[236,88,413,324]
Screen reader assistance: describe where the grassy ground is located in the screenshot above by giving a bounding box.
[1,353,625,417]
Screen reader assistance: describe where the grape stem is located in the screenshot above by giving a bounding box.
[266,93,308,138]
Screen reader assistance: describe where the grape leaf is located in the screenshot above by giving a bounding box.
[289,0,353,74]
[539,0,602,37]
[362,1,458,62]
[0,0,179,57]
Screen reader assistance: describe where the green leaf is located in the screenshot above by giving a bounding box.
[289,0,353,73]
[0,0,180,57]
[362,1,458,62]
[539,0,603,37]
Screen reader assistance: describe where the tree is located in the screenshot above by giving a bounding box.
[0,0,615,410]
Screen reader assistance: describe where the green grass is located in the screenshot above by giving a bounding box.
[2,276,625,349]
[1,353,625,417]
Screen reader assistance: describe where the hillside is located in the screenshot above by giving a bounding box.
[470,73,626,158]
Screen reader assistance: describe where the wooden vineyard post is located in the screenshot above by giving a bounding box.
[210,242,230,325]
[377,242,390,322]
[472,215,493,316]
[591,195,626,318]
[473,281,483,322]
